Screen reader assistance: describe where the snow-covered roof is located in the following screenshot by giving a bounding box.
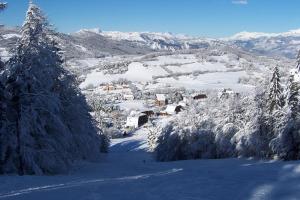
[165,105,182,115]
[219,89,234,95]
[126,116,140,128]
[156,94,166,101]
[128,111,146,118]
[126,112,147,128]
[178,102,187,107]
[124,94,134,98]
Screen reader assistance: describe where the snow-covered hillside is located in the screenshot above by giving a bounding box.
[1,131,300,200]
[79,48,292,93]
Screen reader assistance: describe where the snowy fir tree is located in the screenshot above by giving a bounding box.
[267,66,284,114]
[296,50,300,72]
[287,73,300,119]
[233,86,270,158]
[262,66,285,149]
[270,69,300,160]
[0,2,107,175]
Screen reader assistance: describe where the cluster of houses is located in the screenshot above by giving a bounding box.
[102,83,130,92]
[101,83,136,101]
[98,82,239,131]
[124,88,240,130]
[124,92,208,130]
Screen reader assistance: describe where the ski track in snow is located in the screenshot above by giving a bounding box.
[0,168,183,199]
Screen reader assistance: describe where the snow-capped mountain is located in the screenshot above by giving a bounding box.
[1,26,300,60]
[226,29,300,40]
[0,27,155,59]
[224,29,300,58]
[76,28,300,58]
[74,29,215,52]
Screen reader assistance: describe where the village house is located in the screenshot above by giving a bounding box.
[141,110,155,117]
[218,89,239,99]
[103,84,116,91]
[125,112,148,129]
[121,84,130,89]
[164,105,183,115]
[155,94,168,106]
[116,85,124,90]
[123,94,135,101]
[193,94,208,100]
[178,101,187,108]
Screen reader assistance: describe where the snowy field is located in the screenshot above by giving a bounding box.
[79,53,264,92]
[1,131,300,200]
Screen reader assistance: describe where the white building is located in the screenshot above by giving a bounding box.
[156,94,168,106]
[164,105,183,115]
[123,94,135,101]
[125,112,148,128]
[218,89,238,99]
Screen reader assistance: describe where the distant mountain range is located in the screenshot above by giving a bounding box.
[1,27,300,60]
[224,29,300,58]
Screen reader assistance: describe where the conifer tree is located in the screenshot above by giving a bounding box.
[267,66,284,114]
[296,50,300,72]
[0,2,107,175]
[271,67,300,160]
[287,74,300,119]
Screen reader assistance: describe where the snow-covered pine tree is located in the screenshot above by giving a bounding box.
[271,69,300,160]
[233,85,270,158]
[267,66,284,114]
[264,65,285,148]
[287,73,300,119]
[296,50,300,72]
[0,2,107,175]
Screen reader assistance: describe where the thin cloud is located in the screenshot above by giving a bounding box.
[232,0,248,5]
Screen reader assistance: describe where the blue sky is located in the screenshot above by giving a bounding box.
[1,0,300,38]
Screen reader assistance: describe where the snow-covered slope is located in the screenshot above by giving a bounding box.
[1,130,300,200]
[79,46,293,94]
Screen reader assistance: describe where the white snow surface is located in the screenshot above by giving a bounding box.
[80,54,256,92]
[118,100,148,112]
[1,33,21,40]
[1,129,300,200]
